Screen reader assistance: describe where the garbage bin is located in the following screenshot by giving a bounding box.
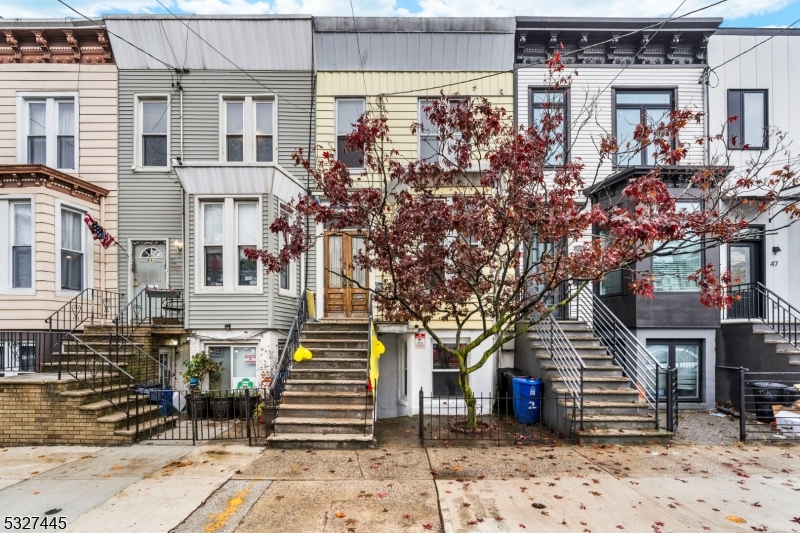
[747,382,785,422]
[783,385,800,406]
[498,368,528,415]
[512,377,542,425]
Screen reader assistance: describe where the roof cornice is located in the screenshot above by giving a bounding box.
[0,165,109,204]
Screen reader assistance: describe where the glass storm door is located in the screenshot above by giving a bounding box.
[324,232,369,317]
[729,241,763,319]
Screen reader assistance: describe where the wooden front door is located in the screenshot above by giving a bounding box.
[324,232,369,317]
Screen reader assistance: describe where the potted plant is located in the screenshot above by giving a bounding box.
[253,401,275,430]
[234,389,260,420]
[183,352,221,420]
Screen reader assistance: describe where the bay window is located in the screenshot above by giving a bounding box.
[60,208,84,291]
[199,198,260,291]
[652,202,701,292]
[19,95,78,171]
[220,96,275,163]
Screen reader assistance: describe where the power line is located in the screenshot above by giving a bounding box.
[348,0,369,97]
[154,0,305,112]
[54,0,177,71]
[708,16,800,73]
[383,0,728,97]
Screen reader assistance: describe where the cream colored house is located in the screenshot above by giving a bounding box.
[312,17,515,418]
[0,20,117,331]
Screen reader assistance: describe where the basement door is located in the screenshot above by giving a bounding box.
[324,232,369,317]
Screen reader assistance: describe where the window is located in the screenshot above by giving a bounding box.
[614,90,674,166]
[652,203,701,292]
[398,340,408,400]
[221,97,275,163]
[138,97,169,168]
[432,341,466,397]
[60,207,84,291]
[728,90,768,150]
[199,198,260,291]
[646,340,702,401]
[277,205,297,295]
[0,198,33,291]
[419,98,463,163]
[207,345,257,390]
[19,96,77,171]
[599,270,622,296]
[336,99,365,169]
[530,89,568,165]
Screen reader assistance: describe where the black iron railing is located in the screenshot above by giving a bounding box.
[0,331,64,373]
[115,287,185,340]
[532,312,585,431]
[270,288,309,401]
[725,282,800,349]
[141,387,277,445]
[571,286,678,432]
[418,389,575,445]
[733,370,800,443]
[45,288,120,332]
[365,293,376,437]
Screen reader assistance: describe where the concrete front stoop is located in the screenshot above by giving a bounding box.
[529,320,672,446]
[268,320,376,449]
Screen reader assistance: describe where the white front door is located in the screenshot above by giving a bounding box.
[132,241,167,294]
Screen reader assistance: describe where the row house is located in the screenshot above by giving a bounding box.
[0,19,118,367]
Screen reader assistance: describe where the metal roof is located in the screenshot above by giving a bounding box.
[0,18,102,29]
[174,164,304,202]
[105,17,313,71]
[314,18,515,72]
[714,28,800,36]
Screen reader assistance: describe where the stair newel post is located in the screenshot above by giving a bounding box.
[419,387,424,446]
[655,368,660,430]
[57,333,63,381]
[245,387,251,446]
[579,366,584,432]
[665,368,673,433]
[739,367,747,442]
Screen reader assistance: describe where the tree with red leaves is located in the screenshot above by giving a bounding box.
[245,63,799,428]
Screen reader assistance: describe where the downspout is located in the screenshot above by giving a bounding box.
[305,17,317,292]
[100,195,106,293]
[701,66,710,166]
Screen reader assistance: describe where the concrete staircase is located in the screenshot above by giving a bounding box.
[268,320,375,449]
[529,320,672,445]
[46,325,178,444]
[751,323,800,367]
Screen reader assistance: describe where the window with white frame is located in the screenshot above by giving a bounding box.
[335,98,365,169]
[19,96,77,171]
[432,341,466,397]
[221,97,275,163]
[199,198,260,291]
[419,98,463,163]
[0,198,34,291]
[277,205,296,294]
[138,97,169,168]
[59,206,85,292]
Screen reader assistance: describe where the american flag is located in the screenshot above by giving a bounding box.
[84,213,116,249]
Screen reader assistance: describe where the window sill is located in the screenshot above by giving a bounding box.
[176,160,277,168]
[397,397,408,406]
[278,289,298,298]
[194,287,263,295]
[56,289,83,298]
[132,166,172,173]
[0,288,36,296]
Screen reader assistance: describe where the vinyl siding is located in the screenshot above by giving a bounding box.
[0,64,117,329]
[516,65,707,177]
[119,69,314,329]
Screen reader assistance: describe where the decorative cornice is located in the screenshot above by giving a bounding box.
[0,165,109,204]
[0,27,114,64]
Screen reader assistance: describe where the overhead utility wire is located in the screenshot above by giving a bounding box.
[154,0,305,112]
[383,0,728,97]
[708,16,800,73]
[55,0,177,71]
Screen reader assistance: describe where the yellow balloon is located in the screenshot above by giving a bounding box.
[293,346,312,362]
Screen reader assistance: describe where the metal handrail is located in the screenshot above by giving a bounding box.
[45,288,121,332]
[725,282,800,349]
[365,293,376,436]
[532,312,585,431]
[269,288,309,400]
[573,287,665,409]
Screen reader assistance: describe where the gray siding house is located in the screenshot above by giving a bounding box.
[107,16,315,389]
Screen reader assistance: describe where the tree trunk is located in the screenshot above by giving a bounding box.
[459,367,478,431]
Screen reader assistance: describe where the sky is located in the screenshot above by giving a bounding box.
[1,0,799,28]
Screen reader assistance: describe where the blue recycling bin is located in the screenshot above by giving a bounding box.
[512,377,542,424]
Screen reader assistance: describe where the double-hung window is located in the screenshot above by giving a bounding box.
[530,89,568,165]
[199,198,260,291]
[138,97,169,168]
[221,97,275,163]
[419,98,463,163]
[432,341,466,397]
[336,99,365,169]
[0,198,34,291]
[727,90,768,150]
[19,96,77,171]
[277,206,292,293]
[60,207,84,292]
[614,90,674,166]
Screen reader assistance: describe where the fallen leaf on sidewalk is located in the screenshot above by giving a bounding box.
[334,511,346,519]
[378,491,388,498]
[345,518,356,525]
[422,523,433,530]
[725,515,746,524]
[112,465,123,471]
[519,525,526,529]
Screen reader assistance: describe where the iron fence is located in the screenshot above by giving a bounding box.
[0,331,64,373]
[736,371,800,443]
[418,389,577,446]
[138,387,278,445]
